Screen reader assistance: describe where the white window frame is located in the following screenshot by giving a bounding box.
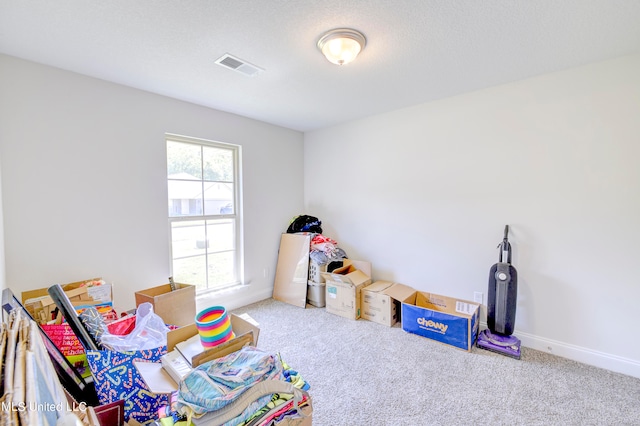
[166,133,243,293]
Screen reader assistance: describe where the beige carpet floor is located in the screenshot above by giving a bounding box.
[233,298,640,426]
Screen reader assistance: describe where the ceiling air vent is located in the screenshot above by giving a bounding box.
[215,53,264,77]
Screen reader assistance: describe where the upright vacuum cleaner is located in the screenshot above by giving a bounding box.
[477,225,521,359]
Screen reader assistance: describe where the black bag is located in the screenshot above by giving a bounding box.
[286,215,322,234]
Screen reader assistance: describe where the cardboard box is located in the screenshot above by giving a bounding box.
[361,281,415,326]
[167,313,259,360]
[306,281,325,307]
[401,291,480,351]
[321,260,372,320]
[135,313,260,394]
[273,233,310,308]
[22,278,113,324]
[135,283,195,327]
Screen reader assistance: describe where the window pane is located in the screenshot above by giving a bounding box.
[168,180,203,217]
[207,252,237,288]
[171,220,206,258]
[167,135,240,293]
[206,219,235,252]
[173,255,207,291]
[203,146,233,182]
[171,221,207,291]
[167,141,202,179]
[203,182,234,215]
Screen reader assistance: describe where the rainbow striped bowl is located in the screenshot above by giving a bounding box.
[194,306,235,348]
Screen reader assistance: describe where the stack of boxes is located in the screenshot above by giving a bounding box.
[316,261,481,352]
[284,234,480,351]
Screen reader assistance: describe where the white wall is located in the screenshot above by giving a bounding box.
[3,52,639,378]
[305,53,640,378]
[0,166,5,297]
[0,54,304,312]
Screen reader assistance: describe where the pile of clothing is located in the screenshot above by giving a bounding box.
[287,214,348,266]
[309,234,347,265]
[155,346,311,426]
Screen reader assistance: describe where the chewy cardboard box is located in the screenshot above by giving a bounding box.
[401,291,480,351]
[135,283,195,327]
[321,260,372,320]
[361,281,415,326]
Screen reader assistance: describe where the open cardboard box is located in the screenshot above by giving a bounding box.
[135,312,260,394]
[361,281,416,326]
[401,291,480,351]
[135,283,196,327]
[321,260,372,320]
[22,278,112,324]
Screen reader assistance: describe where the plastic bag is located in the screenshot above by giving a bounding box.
[99,302,169,351]
[107,314,137,336]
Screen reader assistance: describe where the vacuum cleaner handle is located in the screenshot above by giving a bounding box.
[499,225,512,264]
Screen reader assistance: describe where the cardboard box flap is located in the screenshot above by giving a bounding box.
[362,281,394,293]
[415,292,478,318]
[230,313,260,344]
[192,331,253,368]
[348,260,372,277]
[321,268,370,287]
[383,283,416,303]
[167,323,197,352]
[325,263,354,276]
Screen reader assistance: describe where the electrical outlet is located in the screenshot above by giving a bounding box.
[473,291,483,304]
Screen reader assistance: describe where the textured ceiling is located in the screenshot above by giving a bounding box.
[1,1,640,132]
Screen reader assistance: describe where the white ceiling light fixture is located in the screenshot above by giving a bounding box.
[317,28,366,65]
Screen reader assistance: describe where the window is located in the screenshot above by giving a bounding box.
[166,134,242,292]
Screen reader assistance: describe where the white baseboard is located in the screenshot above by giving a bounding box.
[518,331,640,379]
[196,285,273,313]
[480,322,640,379]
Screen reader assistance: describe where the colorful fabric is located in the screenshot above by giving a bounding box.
[153,353,310,426]
[281,359,310,392]
[310,234,338,256]
[238,355,310,426]
[86,347,169,424]
[177,346,284,418]
[254,395,310,426]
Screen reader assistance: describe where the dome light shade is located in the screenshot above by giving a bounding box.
[317,28,366,65]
